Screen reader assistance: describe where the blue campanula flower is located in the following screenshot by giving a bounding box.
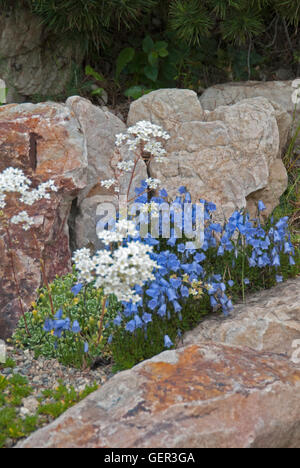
[71,283,83,296]
[113,315,123,326]
[272,254,281,267]
[44,319,54,333]
[158,304,167,317]
[173,300,182,313]
[164,335,174,348]
[72,320,81,333]
[142,313,152,324]
[258,200,266,212]
[125,319,136,333]
[134,315,143,328]
[159,188,168,198]
[55,309,63,320]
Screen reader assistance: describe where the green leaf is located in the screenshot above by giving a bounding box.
[161,62,178,81]
[158,49,169,58]
[85,66,104,82]
[116,47,135,79]
[144,65,159,82]
[154,41,168,52]
[143,35,154,54]
[91,88,104,96]
[124,86,146,100]
[148,50,159,66]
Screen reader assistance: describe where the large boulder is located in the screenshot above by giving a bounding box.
[17,341,300,448]
[128,89,287,220]
[199,80,298,147]
[67,96,147,251]
[0,7,84,103]
[0,102,87,338]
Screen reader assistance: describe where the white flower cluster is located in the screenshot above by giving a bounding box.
[98,219,138,245]
[292,78,300,105]
[115,121,170,163]
[10,211,35,231]
[0,167,57,209]
[100,179,117,190]
[143,140,167,162]
[72,247,96,283]
[0,168,31,208]
[140,201,160,217]
[116,160,135,172]
[127,121,170,141]
[19,180,58,206]
[146,177,161,189]
[0,167,58,231]
[73,221,159,303]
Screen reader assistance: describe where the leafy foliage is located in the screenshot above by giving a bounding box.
[37,380,98,420]
[0,359,99,448]
[1,0,299,99]
[13,270,121,369]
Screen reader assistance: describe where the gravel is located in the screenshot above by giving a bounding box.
[1,345,114,413]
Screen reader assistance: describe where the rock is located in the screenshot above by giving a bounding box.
[128,89,287,220]
[17,342,300,448]
[20,407,31,418]
[22,397,39,414]
[182,277,300,360]
[0,7,84,103]
[0,101,88,338]
[66,96,147,250]
[246,158,288,221]
[199,80,298,147]
[274,69,295,81]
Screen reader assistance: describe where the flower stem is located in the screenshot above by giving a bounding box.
[97,294,108,345]
[241,239,246,303]
[32,232,55,317]
[4,223,30,336]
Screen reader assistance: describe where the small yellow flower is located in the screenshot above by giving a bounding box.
[31,302,37,308]
[51,330,54,336]
[73,298,79,305]
[33,310,38,317]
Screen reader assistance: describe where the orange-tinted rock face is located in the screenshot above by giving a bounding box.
[17,343,300,448]
[0,102,87,338]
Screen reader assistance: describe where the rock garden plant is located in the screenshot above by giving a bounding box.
[0,89,299,447]
[10,119,299,372]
